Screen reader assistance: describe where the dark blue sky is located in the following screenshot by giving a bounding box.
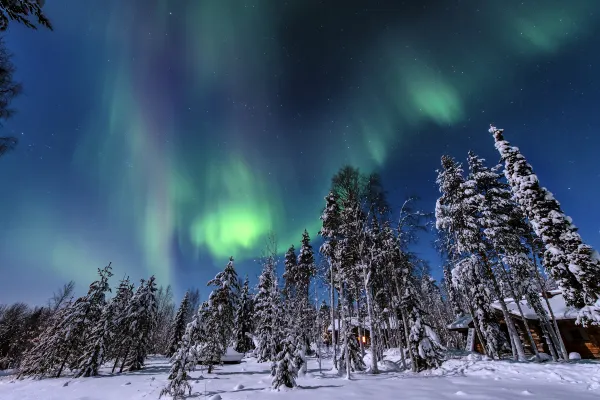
[1,1,599,305]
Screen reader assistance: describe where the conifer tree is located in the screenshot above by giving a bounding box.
[338,331,365,373]
[0,0,52,31]
[271,333,298,390]
[490,125,600,325]
[75,298,116,377]
[18,303,72,378]
[234,277,254,353]
[435,157,505,358]
[19,264,113,378]
[283,245,298,301]
[167,292,189,357]
[254,255,280,363]
[120,276,158,372]
[402,274,445,371]
[296,230,317,342]
[160,305,204,399]
[109,277,135,373]
[319,191,341,369]
[207,256,241,346]
[463,151,526,360]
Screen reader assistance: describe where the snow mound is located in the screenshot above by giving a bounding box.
[521,390,533,395]
[379,360,400,372]
[209,395,222,400]
[455,390,467,395]
[569,352,581,360]
[234,383,245,390]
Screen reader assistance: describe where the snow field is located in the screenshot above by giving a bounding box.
[1,352,599,400]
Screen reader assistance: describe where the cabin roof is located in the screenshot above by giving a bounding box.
[490,290,579,321]
[447,290,587,330]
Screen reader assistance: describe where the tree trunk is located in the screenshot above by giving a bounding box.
[363,270,379,374]
[396,316,407,369]
[462,291,489,357]
[119,346,130,373]
[329,258,338,370]
[355,293,365,358]
[532,259,568,360]
[481,257,526,361]
[340,283,351,380]
[500,270,540,359]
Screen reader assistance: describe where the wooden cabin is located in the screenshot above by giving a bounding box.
[448,290,600,359]
[326,318,371,346]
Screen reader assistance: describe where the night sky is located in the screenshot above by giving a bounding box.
[2,1,600,305]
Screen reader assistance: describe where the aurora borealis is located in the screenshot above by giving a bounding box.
[2,1,600,304]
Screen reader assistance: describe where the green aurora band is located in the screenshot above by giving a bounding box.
[3,1,597,289]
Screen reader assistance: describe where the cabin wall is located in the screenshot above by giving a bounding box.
[557,321,600,359]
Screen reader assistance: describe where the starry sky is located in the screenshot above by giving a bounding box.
[2,0,600,305]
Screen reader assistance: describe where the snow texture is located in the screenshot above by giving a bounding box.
[2,353,599,399]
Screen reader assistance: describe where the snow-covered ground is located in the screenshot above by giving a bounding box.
[1,351,599,400]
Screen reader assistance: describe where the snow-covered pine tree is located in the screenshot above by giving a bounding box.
[403,273,445,371]
[464,151,526,360]
[296,229,317,345]
[319,191,341,369]
[234,276,254,353]
[108,276,134,373]
[419,275,454,349]
[74,297,116,377]
[160,304,204,399]
[271,333,298,390]
[338,330,365,373]
[17,302,72,378]
[167,292,189,357]
[283,245,298,301]
[19,264,113,378]
[490,125,600,325]
[254,255,280,363]
[435,156,505,359]
[452,256,504,358]
[198,257,241,373]
[197,300,225,373]
[121,276,158,372]
[207,257,240,344]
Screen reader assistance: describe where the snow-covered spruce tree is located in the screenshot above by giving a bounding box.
[120,276,158,372]
[272,331,298,390]
[17,303,72,378]
[338,330,365,373]
[442,263,463,318]
[283,244,298,302]
[435,156,505,358]
[319,191,341,369]
[402,273,445,371]
[160,304,204,399]
[254,255,280,363]
[419,275,454,350]
[199,257,241,373]
[19,264,113,378]
[452,256,504,358]
[234,276,254,353]
[463,151,526,360]
[207,257,241,343]
[108,276,134,373]
[296,230,317,344]
[491,125,600,325]
[74,296,117,377]
[167,291,189,357]
[466,151,566,359]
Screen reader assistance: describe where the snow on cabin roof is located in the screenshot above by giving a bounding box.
[491,290,579,321]
[447,314,473,330]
